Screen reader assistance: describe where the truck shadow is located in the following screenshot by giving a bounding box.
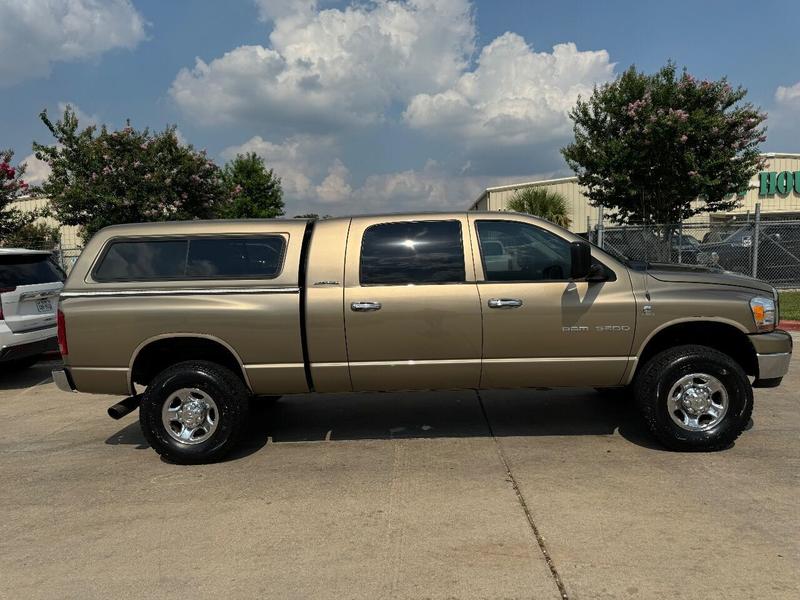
[106,388,667,461]
[253,389,664,452]
[0,360,61,391]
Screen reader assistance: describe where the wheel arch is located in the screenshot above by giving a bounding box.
[128,334,253,394]
[629,318,757,383]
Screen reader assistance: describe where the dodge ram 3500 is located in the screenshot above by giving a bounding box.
[52,213,793,463]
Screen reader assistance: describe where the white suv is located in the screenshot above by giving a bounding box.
[0,249,65,370]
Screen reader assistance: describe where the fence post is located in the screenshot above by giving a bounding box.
[597,206,605,249]
[752,203,761,278]
[586,216,592,243]
[677,221,683,264]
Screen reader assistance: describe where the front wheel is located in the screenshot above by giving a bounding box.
[139,360,250,464]
[633,345,753,451]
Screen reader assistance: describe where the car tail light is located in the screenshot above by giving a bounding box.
[57,308,68,356]
[0,286,16,320]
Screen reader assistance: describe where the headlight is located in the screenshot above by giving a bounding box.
[750,296,776,332]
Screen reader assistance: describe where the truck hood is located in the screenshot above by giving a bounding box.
[646,263,774,294]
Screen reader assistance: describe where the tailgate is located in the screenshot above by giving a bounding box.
[0,253,65,333]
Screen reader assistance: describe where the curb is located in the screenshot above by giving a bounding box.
[779,320,800,332]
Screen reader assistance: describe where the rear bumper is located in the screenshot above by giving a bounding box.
[750,330,793,383]
[0,334,58,363]
[52,368,76,393]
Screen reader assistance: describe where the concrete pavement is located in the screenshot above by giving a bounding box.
[1,341,798,599]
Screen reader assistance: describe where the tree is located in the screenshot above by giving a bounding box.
[3,222,61,249]
[507,187,571,228]
[0,148,37,244]
[221,152,284,219]
[33,106,229,242]
[561,63,767,225]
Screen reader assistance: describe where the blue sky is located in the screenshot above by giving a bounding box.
[2,0,799,216]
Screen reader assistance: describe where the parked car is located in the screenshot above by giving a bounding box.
[600,228,699,264]
[0,249,65,371]
[52,214,792,463]
[697,223,800,283]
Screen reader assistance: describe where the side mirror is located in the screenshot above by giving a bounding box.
[570,241,592,279]
[570,241,607,282]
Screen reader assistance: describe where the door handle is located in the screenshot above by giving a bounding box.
[488,298,523,309]
[351,301,382,312]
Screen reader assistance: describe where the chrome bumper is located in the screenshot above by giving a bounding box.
[756,352,792,380]
[52,368,76,393]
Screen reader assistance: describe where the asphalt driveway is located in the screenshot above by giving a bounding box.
[1,339,798,599]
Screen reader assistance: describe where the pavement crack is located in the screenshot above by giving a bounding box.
[475,391,569,600]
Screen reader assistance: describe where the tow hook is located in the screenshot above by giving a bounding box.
[107,395,142,420]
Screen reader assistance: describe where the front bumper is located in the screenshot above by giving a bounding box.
[52,368,76,393]
[750,329,793,383]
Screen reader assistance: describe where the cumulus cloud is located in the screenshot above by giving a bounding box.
[404,33,615,146]
[222,134,338,198]
[170,0,474,132]
[20,153,52,186]
[775,82,800,109]
[0,0,147,86]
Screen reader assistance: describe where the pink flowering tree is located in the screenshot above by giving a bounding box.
[562,62,767,225]
[0,148,40,244]
[33,106,231,242]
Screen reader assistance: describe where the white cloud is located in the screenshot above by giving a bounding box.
[20,153,52,186]
[315,159,352,203]
[775,82,800,108]
[0,0,147,86]
[222,134,336,198]
[404,33,615,146]
[170,0,474,132]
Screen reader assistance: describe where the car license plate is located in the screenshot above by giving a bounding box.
[36,298,53,313]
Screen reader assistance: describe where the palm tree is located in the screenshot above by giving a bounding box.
[507,187,571,229]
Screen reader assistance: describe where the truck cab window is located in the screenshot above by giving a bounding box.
[476,220,571,281]
[360,220,465,285]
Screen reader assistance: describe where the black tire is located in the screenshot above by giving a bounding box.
[633,344,753,451]
[139,360,251,464]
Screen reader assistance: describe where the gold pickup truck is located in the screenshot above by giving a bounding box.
[52,212,792,463]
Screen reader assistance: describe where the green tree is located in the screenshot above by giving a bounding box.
[33,106,229,242]
[0,148,39,244]
[221,152,284,219]
[3,221,61,249]
[507,187,571,228]
[561,63,767,225]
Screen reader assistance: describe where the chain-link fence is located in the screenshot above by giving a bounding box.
[4,237,83,274]
[582,216,800,289]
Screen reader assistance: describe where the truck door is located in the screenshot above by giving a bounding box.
[469,214,636,388]
[343,216,482,391]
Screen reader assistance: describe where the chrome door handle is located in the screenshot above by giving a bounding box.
[351,301,382,312]
[488,298,523,309]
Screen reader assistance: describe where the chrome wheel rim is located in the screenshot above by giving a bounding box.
[161,388,219,445]
[667,373,728,432]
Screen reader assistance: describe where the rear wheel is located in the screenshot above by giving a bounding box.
[139,360,250,464]
[634,345,752,451]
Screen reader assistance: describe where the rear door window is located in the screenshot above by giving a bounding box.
[360,220,465,285]
[0,254,65,287]
[93,236,286,282]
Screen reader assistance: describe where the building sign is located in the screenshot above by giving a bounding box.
[759,171,800,196]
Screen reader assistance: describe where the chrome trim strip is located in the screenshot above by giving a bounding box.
[60,287,300,298]
[70,367,129,372]
[756,352,792,379]
[245,363,306,370]
[318,357,629,368]
[483,356,628,364]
